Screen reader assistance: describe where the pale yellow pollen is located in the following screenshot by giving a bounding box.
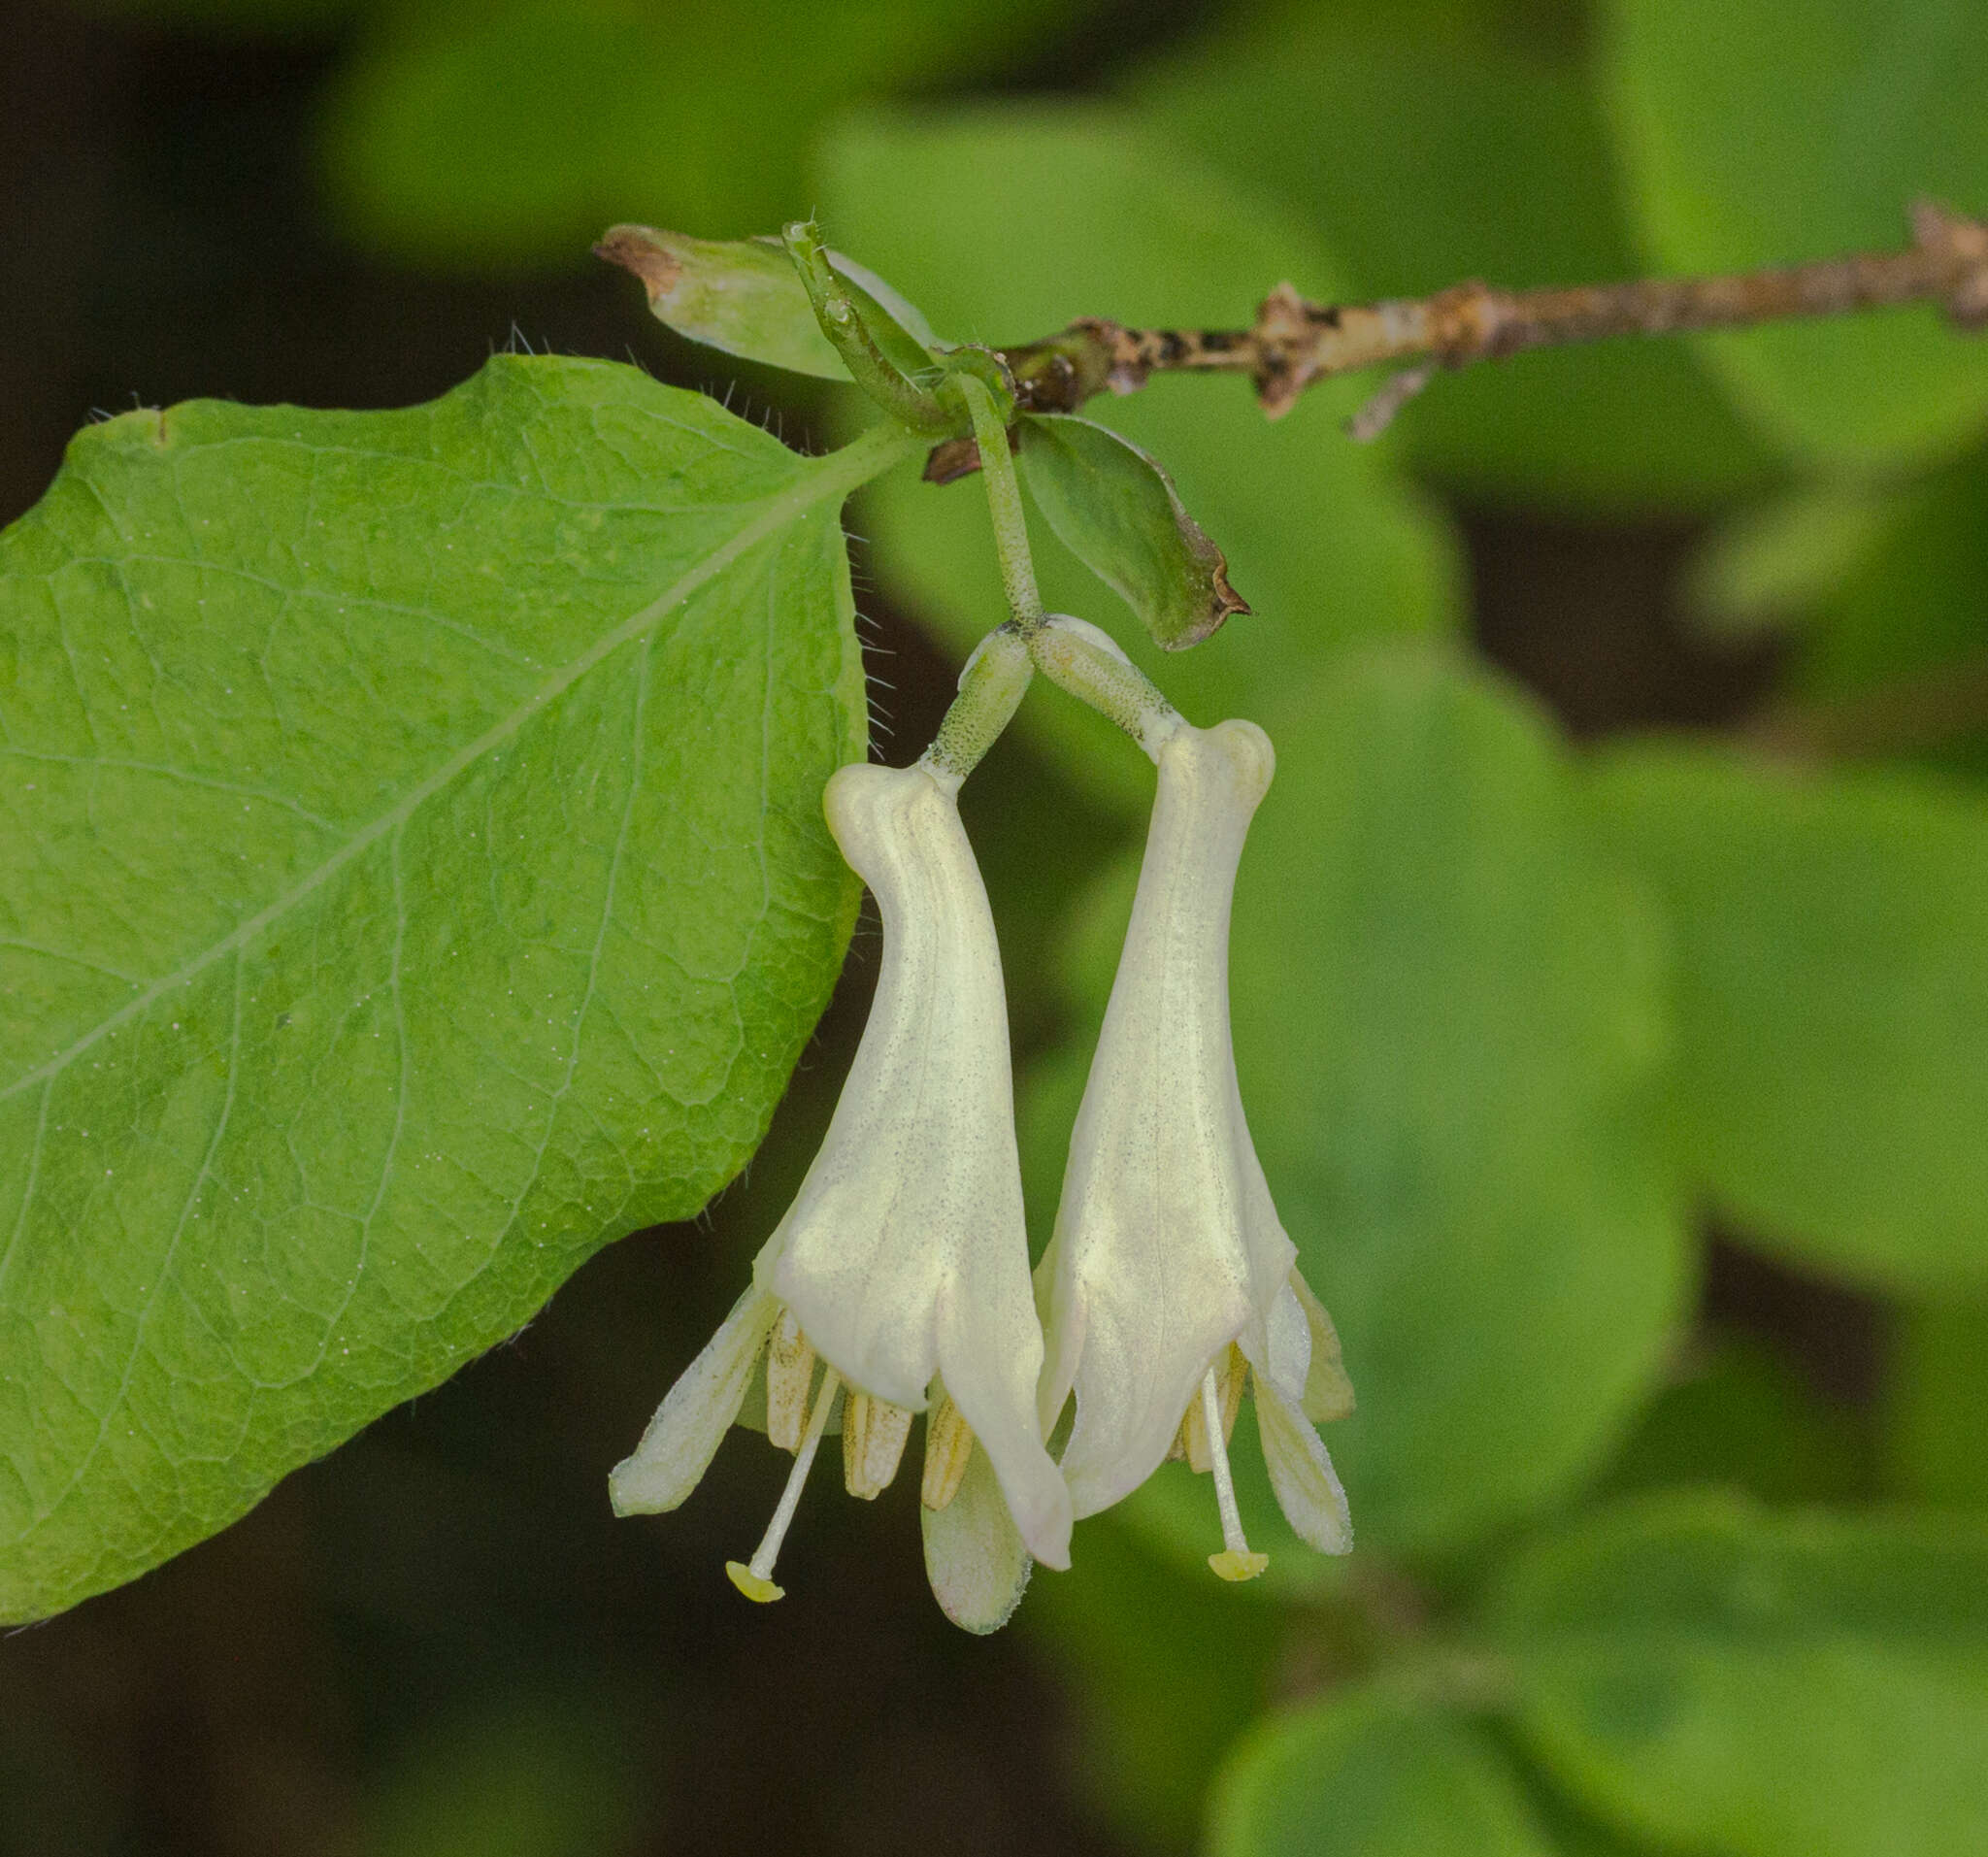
[1182,1343,1246,1474]
[843,1390,914,1500]
[919,1394,974,1510]
[764,1309,816,1452]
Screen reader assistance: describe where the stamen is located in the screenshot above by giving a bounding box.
[1199,1365,1268,1583]
[843,1390,914,1499]
[727,1365,842,1604]
[764,1309,816,1452]
[1182,1344,1246,1473]
[920,1394,975,1510]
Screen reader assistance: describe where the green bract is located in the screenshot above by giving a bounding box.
[1017,415,1247,649]
[596,223,938,382]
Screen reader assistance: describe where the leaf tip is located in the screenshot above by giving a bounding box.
[1162,586,1249,649]
[594,224,682,304]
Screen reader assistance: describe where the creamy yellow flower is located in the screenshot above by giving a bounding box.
[612,757,1070,1631]
[1037,715,1353,1579]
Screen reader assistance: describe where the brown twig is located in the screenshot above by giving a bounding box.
[986,200,1988,446]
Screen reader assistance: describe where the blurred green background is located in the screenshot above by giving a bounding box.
[3,0,1986,1852]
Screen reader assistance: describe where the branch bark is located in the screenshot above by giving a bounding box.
[983,200,1988,446]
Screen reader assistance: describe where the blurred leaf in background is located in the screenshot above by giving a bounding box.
[1688,444,1988,779]
[1606,0,1988,469]
[1490,1495,1988,1857]
[1025,1514,1289,1849]
[1583,747,1988,1294]
[1135,2,1784,513]
[1886,1301,1988,1509]
[360,1685,648,1857]
[1210,1692,1559,1857]
[1602,1335,1873,1509]
[319,0,1108,269]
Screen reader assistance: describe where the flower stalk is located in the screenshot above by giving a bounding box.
[957,372,1045,631]
[1029,615,1182,759]
[921,624,1034,790]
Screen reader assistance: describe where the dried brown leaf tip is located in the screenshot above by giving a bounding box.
[1175,530,1250,649]
[593,225,681,302]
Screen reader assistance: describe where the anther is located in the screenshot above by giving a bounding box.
[920,1394,975,1510]
[1198,1364,1268,1583]
[765,1309,816,1452]
[1182,1344,1246,1474]
[843,1391,914,1500]
[727,1366,842,1604]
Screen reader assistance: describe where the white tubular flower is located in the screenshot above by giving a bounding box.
[610,756,1071,1632]
[1037,714,1355,1581]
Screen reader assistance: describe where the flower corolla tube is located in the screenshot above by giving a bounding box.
[610,755,1071,1632]
[1037,715,1355,1580]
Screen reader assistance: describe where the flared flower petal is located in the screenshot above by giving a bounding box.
[921,1393,1033,1635]
[1038,714,1352,1575]
[1251,1363,1353,1554]
[610,1286,779,1515]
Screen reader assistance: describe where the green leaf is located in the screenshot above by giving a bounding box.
[1022,650,1689,1553]
[1016,413,1246,649]
[594,223,938,383]
[319,0,1092,268]
[1137,15,1780,513]
[1683,482,1903,645]
[1886,1299,1988,1507]
[0,356,906,1621]
[817,105,1461,814]
[1583,746,1988,1290]
[1606,0,1988,469]
[1788,448,1988,705]
[1209,1690,1560,1857]
[1492,1492,1988,1857]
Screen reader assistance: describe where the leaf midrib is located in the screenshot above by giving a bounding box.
[2,424,913,1107]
